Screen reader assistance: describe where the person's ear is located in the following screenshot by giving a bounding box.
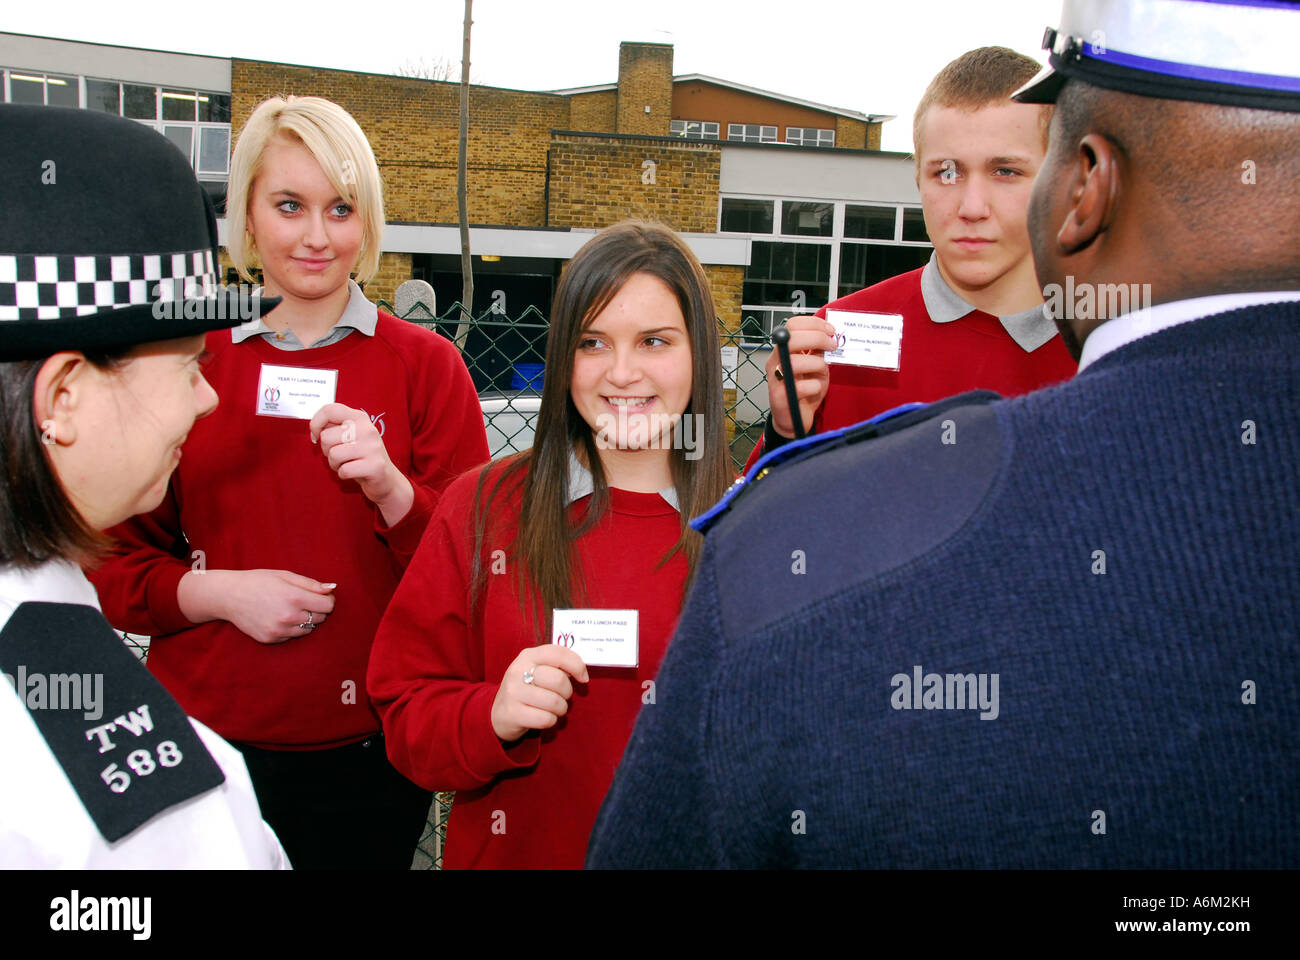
[1057,133,1121,254]
[33,352,91,447]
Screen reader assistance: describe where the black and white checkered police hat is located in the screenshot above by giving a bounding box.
[1014,0,1300,112]
[0,104,278,361]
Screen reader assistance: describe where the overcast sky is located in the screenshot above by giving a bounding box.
[4,0,1060,153]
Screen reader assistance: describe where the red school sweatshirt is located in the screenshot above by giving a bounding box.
[746,266,1078,470]
[87,313,489,747]
[367,461,688,869]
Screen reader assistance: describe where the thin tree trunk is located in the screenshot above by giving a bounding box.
[454,0,474,349]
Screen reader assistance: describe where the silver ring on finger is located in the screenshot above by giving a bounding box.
[522,668,536,685]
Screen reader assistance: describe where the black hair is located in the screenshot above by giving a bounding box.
[0,350,132,568]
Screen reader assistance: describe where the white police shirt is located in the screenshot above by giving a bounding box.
[0,560,289,868]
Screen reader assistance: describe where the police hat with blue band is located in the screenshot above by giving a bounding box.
[0,104,279,361]
[1013,0,1300,113]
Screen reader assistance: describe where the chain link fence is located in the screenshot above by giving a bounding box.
[115,299,777,869]
[384,298,776,471]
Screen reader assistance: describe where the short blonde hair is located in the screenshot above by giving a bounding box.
[225,96,384,284]
[912,47,1052,162]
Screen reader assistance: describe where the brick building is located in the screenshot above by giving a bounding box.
[2,32,931,414]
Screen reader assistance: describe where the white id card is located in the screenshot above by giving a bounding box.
[824,309,904,371]
[255,364,338,420]
[552,608,639,668]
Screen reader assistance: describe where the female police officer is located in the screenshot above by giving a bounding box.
[0,104,287,867]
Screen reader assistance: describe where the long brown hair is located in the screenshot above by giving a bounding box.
[469,221,732,641]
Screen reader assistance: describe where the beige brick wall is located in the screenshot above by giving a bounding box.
[704,264,744,338]
[704,263,746,447]
[615,42,673,136]
[232,60,569,227]
[866,121,883,151]
[569,90,616,132]
[547,134,719,233]
[363,252,414,310]
[835,117,867,151]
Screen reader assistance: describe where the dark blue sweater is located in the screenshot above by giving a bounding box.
[587,302,1300,868]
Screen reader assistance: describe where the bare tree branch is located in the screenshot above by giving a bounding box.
[394,56,459,81]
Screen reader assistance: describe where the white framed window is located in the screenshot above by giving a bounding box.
[721,194,934,346]
[94,81,233,177]
[720,197,775,234]
[786,126,835,148]
[671,119,719,140]
[727,123,778,143]
[3,71,232,182]
[3,69,78,107]
[780,201,834,237]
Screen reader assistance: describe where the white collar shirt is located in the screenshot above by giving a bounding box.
[1078,291,1300,372]
[565,448,680,512]
[230,279,378,350]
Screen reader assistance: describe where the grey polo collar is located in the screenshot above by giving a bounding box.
[230,279,378,346]
[919,252,1057,354]
[566,447,680,512]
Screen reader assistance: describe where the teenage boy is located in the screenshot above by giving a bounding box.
[748,46,1076,468]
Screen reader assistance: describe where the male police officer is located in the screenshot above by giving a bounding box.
[589,0,1300,868]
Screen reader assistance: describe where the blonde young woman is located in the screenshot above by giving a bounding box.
[89,96,489,868]
[368,222,733,868]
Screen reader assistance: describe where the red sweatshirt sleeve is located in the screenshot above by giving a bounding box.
[374,320,490,568]
[743,305,832,473]
[85,480,195,637]
[367,471,539,792]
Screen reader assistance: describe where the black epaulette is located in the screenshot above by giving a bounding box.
[0,602,226,843]
[691,391,1002,535]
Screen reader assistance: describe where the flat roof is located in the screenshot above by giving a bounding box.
[550,73,894,124]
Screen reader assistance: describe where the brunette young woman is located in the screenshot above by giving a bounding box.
[87,96,489,868]
[367,221,733,868]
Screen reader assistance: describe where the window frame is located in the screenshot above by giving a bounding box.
[2,71,233,182]
[785,126,836,148]
[3,69,75,106]
[670,119,720,140]
[727,123,779,143]
[722,194,933,346]
[719,196,776,235]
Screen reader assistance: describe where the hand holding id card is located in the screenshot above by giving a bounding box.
[552,609,639,668]
[824,310,904,371]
